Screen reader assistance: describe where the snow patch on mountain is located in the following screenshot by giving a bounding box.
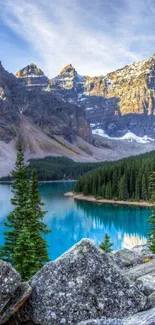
[92,129,155,144]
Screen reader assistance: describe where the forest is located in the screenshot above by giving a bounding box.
[0,157,105,181]
[75,150,155,201]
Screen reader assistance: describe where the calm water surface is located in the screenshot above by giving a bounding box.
[0,182,152,260]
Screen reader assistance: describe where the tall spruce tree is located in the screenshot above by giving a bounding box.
[148,172,155,253]
[28,169,50,263]
[0,147,50,280]
[12,224,42,280]
[0,145,29,263]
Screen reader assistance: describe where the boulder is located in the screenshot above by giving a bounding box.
[15,239,149,325]
[124,259,155,295]
[111,248,143,268]
[124,258,155,280]
[0,261,32,324]
[148,291,155,307]
[78,307,155,325]
[123,307,155,325]
[0,261,21,314]
[111,244,155,269]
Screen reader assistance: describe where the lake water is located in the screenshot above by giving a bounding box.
[0,182,152,260]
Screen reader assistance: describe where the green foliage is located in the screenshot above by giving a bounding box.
[75,150,155,201]
[12,224,43,280]
[0,146,50,280]
[0,144,29,262]
[148,172,155,253]
[26,157,104,181]
[99,233,113,253]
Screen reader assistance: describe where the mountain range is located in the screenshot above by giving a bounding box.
[1,54,155,176]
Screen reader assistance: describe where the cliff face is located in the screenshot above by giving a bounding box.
[50,54,155,138]
[0,61,19,142]
[0,62,91,143]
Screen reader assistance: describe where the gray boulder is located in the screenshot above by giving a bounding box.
[124,307,155,325]
[111,243,155,269]
[78,307,155,325]
[0,261,32,324]
[0,261,21,314]
[124,259,155,295]
[148,291,155,307]
[15,239,150,325]
[110,248,143,268]
[124,259,155,280]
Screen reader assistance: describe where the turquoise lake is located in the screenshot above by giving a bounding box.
[0,182,152,260]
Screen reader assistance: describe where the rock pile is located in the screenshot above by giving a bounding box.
[2,239,155,325]
[10,239,150,325]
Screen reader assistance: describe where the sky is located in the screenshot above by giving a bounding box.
[0,0,155,78]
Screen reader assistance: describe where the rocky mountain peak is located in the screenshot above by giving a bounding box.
[15,63,49,90]
[15,63,45,78]
[60,63,77,76]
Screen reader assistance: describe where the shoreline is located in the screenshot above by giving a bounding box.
[0,179,76,184]
[65,192,154,208]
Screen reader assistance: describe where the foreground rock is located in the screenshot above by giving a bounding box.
[78,307,155,325]
[0,261,31,324]
[111,243,155,269]
[124,258,155,296]
[13,239,150,325]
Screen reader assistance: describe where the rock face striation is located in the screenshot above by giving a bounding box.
[10,239,150,325]
[0,261,31,324]
[50,55,155,139]
[15,63,49,91]
[0,61,91,144]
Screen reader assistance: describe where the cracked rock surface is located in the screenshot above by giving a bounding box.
[0,261,31,324]
[13,239,150,325]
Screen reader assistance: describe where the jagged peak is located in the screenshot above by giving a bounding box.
[15,63,45,78]
[59,64,77,76]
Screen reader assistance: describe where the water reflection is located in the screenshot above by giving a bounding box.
[0,182,151,260]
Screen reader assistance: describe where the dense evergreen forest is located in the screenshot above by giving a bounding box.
[75,150,155,201]
[0,157,104,181]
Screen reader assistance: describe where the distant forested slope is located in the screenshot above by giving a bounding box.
[25,157,104,181]
[0,157,105,181]
[75,151,155,201]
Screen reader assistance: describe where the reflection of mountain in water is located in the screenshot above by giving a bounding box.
[122,234,147,249]
[0,182,151,260]
[75,200,150,237]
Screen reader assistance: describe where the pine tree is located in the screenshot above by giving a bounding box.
[119,175,125,200]
[148,172,155,253]
[142,174,147,201]
[12,224,42,280]
[99,233,113,253]
[149,172,155,202]
[28,169,50,264]
[0,148,50,280]
[12,169,50,279]
[0,145,29,263]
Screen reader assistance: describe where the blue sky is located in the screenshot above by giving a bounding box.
[0,0,155,77]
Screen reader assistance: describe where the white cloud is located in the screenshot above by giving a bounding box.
[0,0,155,77]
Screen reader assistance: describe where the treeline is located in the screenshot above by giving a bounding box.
[75,151,155,201]
[0,157,105,182]
[26,157,105,181]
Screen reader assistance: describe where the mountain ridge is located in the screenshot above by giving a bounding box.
[1,55,155,176]
[49,53,155,138]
